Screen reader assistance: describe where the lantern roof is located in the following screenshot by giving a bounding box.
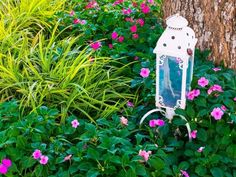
[154,14,197,59]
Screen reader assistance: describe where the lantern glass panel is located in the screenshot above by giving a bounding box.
[159,56,182,108]
[186,57,193,93]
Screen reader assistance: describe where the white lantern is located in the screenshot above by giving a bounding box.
[140,14,198,140]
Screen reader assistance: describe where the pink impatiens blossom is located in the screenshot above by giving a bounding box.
[138,150,151,162]
[113,0,124,6]
[207,84,223,95]
[73,19,80,24]
[149,119,165,127]
[40,155,49,165]
[33,149,42,159]
[197,146,205,152]
[211,107,224,120]
[132,34,139,39]
[2,159,11,168]
[90,42,101,50]
[120,116,128,126]
[198,77,209,87]
[122,8,132,15]
[71,119,79,128]
[221,105,227,111]
[137,18,145,27]
[134,56,139,60]
[234,97,236,101]
[111,32,118,39]
[212,67,221,72]
[85,1,98,9]
[118,36,124,43]
[130,25,137,33]
[180,170,189,177]
[127,101,134,107]
[141,4,150,14]
[191,130,197,139]
[69,10,75,16]
[187,89,200,100]
[140,68,150,78]
[148,0,154,4]
[0,164,7,175]
[64,154,72,161]
[108,44,113,49]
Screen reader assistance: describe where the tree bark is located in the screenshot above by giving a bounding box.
[162,0,236,69]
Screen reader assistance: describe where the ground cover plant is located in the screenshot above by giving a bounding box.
[0,0,235,177]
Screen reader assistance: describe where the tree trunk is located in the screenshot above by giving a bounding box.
[162,0,236,69]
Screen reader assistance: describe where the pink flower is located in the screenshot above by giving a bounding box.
[125,17,134,22]
[149,119,165,127]
[118,36,124,43]
[187,89,200,100]
[193,89,200,97]
[140,68,150,78]
[0,164,7,175]
[40,155,48,165]
[198,77,209,87]
[108,44,113,48]
[134,56,139,60]
[208,84,223,94]
[120,116,128,126]
[132,34,139,39]
[73,19,80,24]
[130,25,137,33]
[69,10,75,16]
[90,42,101,50]
[197,146,205,152]
[80,20,87,25]
[113,0,124,6]
[180,170,189,177]
[64,155,72,161]
[211,107,224,120]
[85,1,98,9]
[234,97,236,101]
[111,32,118,39]
[2,159,11,168]
[137,18,145,27]
[71,119,79,128]
[127,101,134,107]
[191,130,197,139]
[33,149,42,159]
[122,8,132,15]
[141,5,150,14]
[148,0,154,4]
[221,105,227,111]
[139,150,151,162]
[213,67,221,72]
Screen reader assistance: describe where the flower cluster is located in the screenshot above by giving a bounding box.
[32,149,49,165]
[187,89,200,100]
[0,158,12,175]
[149,119,165,127]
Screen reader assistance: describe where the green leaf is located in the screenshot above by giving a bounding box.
[197,129,208,142]
[178,161,189,170]
[149,157,165,170]
[210,167,224,177]
[195,165,207,176]
[86,169,100,177]
[172,117,187,126]
[87,148,99,160]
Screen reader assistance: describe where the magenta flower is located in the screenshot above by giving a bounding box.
[198,77,209,87]
[73,19,80,24]
[118,36,124,43]
[127,101,134,107]
[234,97,236,101]
[85,1,98,9]
[149,119,165,127]
[90,42,101,50]
[187,89,200,100]
[141,5,150,14]
[2,159,11,168]
[149,119,157,127]
[120,116,128,126]
[140,68,150,78]
[0,164,7,175]
[125,17,134,22]
[69,10,75,16]
[132,34,139,39]
[111,32,118,39]
[113,0,123,6]
[148,0,154,4]
[208,84,223,94]
[80,20,87,25]
[33,149,42,159]
[122,8,132,15]
[137,18,145,27]
[64,154,72,161]
[221,105,227,111]
[193,89,200,97]
[71,119,79,128]
[197,146,205,152]
[138,150,151,162]
[40,155,49,165]
[211,107,224,120]
[180,170,189,177]
[108,44,113,49]
[191,130,197,139]
[130,25,137,33]
[134,56,139,60]
[213,67,221,72]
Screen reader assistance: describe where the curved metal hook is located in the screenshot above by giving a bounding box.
[140,108,165,125]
